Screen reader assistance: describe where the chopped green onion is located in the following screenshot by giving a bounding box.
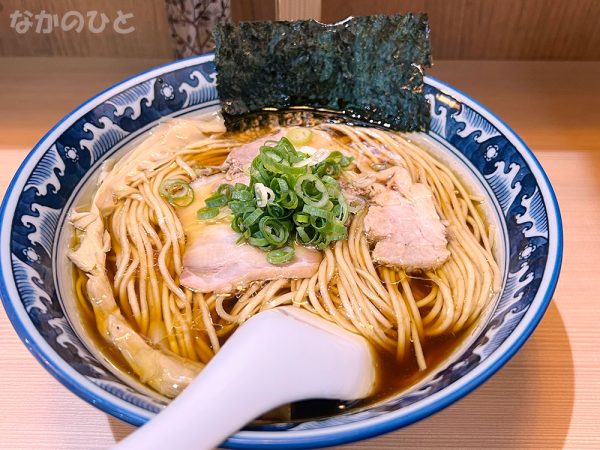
[266,202,290,219]
[294,174,328,208]
[242,208,263,227]
[293,212,310,226]
[248,236,269,247]
[316,161,341,178]
[292,148,330,168]
[159,179,194,207]
[279,190,298,209]
[326,219,348,238]
[232,189,253,201]
[333,194,349,223]
[263,157,307,177]
[340,155,354,168]
[231,215,245,233]
[259,216,289,246]
[311,215,328,231]
[267,246,295,264]
[205,194,228,208]
[217,184,233,199]
[195,135,355,264]
[229,201,256,214]
[270,177,289,194]
[197,207,219,220]
[254,182,275,207]
[302,204,334,221]
[297,226,317,244]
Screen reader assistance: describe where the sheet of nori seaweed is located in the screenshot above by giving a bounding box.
[213,14,432,132]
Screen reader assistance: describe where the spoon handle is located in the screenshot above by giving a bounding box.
[113,307,375,450]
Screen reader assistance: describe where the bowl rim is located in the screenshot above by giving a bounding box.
[0,55,563,449]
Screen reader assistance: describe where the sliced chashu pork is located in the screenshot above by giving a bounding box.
[177,134,322,294]
[360,166,450,270]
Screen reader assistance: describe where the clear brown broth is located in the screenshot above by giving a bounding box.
[74,267,473,422]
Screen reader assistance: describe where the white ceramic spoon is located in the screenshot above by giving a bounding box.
[113,306,377,450]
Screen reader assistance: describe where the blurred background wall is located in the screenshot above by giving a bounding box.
[0,0,599,59]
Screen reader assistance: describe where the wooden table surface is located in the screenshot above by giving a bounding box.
[0,58,599,449]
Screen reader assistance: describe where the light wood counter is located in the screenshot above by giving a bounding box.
[0,58,598,449]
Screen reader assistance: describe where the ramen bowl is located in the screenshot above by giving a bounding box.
[0,54,562,448]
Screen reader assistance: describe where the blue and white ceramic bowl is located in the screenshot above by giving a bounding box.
[0,54,562,448]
